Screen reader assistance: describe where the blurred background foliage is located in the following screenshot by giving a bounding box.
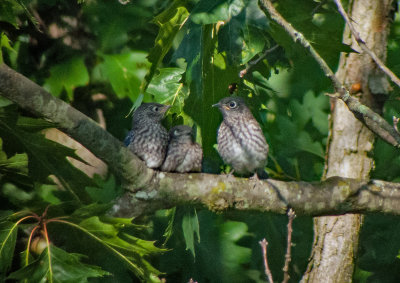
[0,0,400,282]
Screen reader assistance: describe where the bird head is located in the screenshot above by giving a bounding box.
[212,97,250,118]
[169,125,193,142]
[133,103,171,125]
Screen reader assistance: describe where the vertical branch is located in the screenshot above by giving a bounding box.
[259,238,274,283]
[282,208,296,283]
[258,0,400,147]
[333,0,400,88]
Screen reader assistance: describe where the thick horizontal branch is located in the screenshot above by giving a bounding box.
[113,173,400,217]
[259,0,400,148]
[1,63,400,217]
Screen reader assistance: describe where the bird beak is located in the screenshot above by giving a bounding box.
[212,103,219,108]
[162,105,172,113]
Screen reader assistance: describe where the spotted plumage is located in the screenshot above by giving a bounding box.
[213,97,269,177]
[161,125,203,173]
[125,103,170,169]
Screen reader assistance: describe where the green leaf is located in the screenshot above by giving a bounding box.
[8,245,110,282]
[16,116,55,132]
[147,68,187,114]
[220,221,251,267]
[0,107,93,202]
[43,56,89,100]
[71,204,113,219]
[83,1,152,52]
[162,208,176,245]
[0,0,23,28]
[0,221,18,275]
[72,216,165,281]
[191,0,246,25]
[144,1,189,92]
[0,33,17,64]
[182,208,200,257]
[85,174,123,203]
[98,52,150,101]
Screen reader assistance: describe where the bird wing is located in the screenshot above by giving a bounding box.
[234,118,269,163]
[124,130,135,146]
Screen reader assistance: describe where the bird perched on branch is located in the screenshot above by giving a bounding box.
[213,96,269,178]
[161,125,203,173]
[125,103,170,169]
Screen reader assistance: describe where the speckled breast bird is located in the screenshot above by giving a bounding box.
[125,103,170,169]
[161,125,203,173]
[213,96,269,177]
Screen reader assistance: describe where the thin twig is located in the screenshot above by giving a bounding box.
[259,239,274,283]
[258,0,400,148]
[393,116,400,133]
[239,45,279,77]
[282,209,296,283]
[333,0,400,89]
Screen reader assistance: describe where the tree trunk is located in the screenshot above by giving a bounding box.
[302,0,393,282]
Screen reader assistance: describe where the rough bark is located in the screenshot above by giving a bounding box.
[302,1,393,282]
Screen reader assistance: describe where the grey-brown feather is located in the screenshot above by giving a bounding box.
[161,125,203,173]
[215,97,269,175]
[126,103,169,169]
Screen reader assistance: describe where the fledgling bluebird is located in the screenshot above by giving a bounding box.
[125,103,170,169]
[161,125,203,173]
[213,97,269,178]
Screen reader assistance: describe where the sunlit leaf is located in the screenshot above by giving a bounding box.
[0,221,18,275]
[99,52,149,101]
[144,1,189,91]
[147,68,187,114]
[43,57,89,101]
[8,245,110,282]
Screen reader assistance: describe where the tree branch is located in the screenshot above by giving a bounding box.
[1,63,400,217]
[0,63,154,191]
[260,239,274,283]
[258,0,400,148]
[113,173,400,217]
[282,209,295,283]
[333,0,400,89]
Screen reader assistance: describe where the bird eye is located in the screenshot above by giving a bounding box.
[152,106,159,112]
[229,101,237,108]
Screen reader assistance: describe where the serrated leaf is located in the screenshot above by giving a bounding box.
[8,245,110,282]
[79,216,165,256]
[17,116,55,132]
[144,2,189,92]
[43,56,89,100]
[147,68,187,114]
[59,216,164,281]
[99,52,149,101]
[0,107,93,202]
[0,221,18,274]
[182,208,200,257]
